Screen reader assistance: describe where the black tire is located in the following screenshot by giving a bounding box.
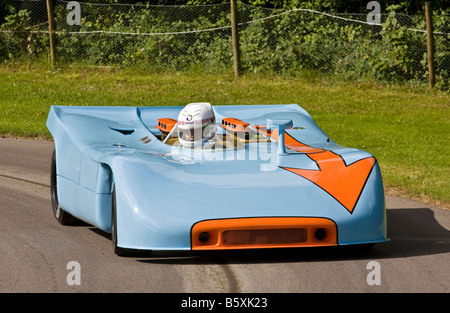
[50,150,78,225]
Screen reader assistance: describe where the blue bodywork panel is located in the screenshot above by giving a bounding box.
[47,104,387,251]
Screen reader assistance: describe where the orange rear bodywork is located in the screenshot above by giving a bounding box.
[156,118,176,132]
[191,217,337,250]
[221,118,250,132]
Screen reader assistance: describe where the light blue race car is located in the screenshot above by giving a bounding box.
[47,103,387,256]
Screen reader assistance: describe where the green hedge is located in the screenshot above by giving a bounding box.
[1,2,448,89]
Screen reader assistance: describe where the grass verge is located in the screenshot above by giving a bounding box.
[0,63,448,208]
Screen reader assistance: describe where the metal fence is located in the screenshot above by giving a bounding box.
[1,0,449,89]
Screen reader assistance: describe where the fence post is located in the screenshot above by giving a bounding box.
[46,0,56,67]
[231,0,241,78]
[425,2,435,88]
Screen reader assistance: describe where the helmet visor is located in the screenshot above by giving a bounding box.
[179,125,213,143]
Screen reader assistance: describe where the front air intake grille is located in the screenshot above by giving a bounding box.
[222,228,307,246]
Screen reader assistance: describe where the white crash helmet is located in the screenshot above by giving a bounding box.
[177,102,216,147]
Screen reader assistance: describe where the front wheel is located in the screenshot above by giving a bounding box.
[50,150,78,225]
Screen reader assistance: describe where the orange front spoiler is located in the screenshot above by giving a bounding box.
[191,217,337,250]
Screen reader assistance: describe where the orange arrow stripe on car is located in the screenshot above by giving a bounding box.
[255,125,376,213]
[282,152,376,213]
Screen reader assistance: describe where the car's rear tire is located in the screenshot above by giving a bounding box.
[50,150,78,225]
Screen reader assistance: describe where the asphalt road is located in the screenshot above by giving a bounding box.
[0,137,449,293]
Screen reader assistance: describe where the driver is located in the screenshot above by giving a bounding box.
[177,102,217,148]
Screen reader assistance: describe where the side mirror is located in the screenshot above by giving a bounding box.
[266,119,293,155]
